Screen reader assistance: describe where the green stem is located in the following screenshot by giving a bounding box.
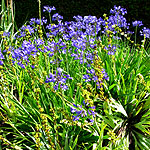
[135,26,137,45]
[38,0,41,27]
[49,13,52,24]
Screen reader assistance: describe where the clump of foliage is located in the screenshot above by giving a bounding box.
[0,3,150,150]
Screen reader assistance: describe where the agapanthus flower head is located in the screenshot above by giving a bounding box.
[102,69,109,80]
[45,68,72,91]
[52,13,63,22]
[25,25,34,34]
[140,27,150,38]
[0,52,5,60]
[43,6,56,13]
[132,20,143,27]
[71,103,87,121]
[70,100,96,123]
[29,18,36,25]
[83,15,97,24]
[107,13,129,30]
[60,84,68,91]
[57,67,63,74]
[110,5,127,16]
[83,67,107,84]
[2,31,10,37]
[31,65,35,69]
[45,73,56,83]
[73,15,83,22]
[105,44,116,55]
[42,17,47,24]
[34,38,44,47]
[0,60,3,65]
[126,31,134,35]
[83,74,91,82]
[17,62,25,69]
[0,48,4,65]
[14,25,35,38]
[10,39,39,69]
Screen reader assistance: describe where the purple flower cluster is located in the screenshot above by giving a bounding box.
[45,15,98,64]
[12,34,67,69]
[3,5,147,73]
[0,5,133,72]
[70,101,96,123]
[140,27,150,39]
[0,49,5,65]
[43,6,56,13]
[45,68,72,91]
[2,32,11,37]
[46,38,67,58]
[132,21,143,27]
[11,40,38,68]
[29,17,47,26]
[46,22,65,37]
[52,13,63,22]
[83,68,109,88]
[71,104,87,121]
[45,13,103,41]
[105,44,117,55]
[15,25,34,39]
[110,5,127,16]
[104,5,129,33]
[14,17,48,39]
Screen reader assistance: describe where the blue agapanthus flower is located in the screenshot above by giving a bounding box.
[140,27,150,38]
[45,68,72,91]
[71,101,96,123]
[132,21,143,27]
[110,5,127,16]
[52,13,63,22]
[83,68,109,87]
[43,6,56,13]
[0,50,5,65]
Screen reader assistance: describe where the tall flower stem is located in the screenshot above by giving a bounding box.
[135,26,137,45]
[49,13,52,24]
[38,0,42,27]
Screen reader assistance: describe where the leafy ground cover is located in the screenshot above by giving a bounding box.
[0,2,150,150]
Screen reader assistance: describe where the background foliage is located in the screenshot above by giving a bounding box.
[13,0,150,28]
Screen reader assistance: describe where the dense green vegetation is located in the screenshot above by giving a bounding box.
[0,1,150,149]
